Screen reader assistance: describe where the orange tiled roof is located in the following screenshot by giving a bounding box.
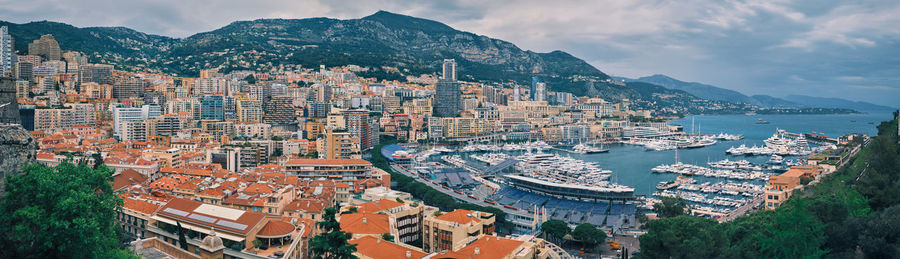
[443,236,525,259]
[122,197,161,215]
[355,199,403,214]
[257,220,295,238]
[156,198,265,235]
[339,213,390,235]
[244,183,275,194]
[285,198,327,213]
[113,169,148,191]
[197,188,225,197]
[350,236,429,259]
[434,209,482,225]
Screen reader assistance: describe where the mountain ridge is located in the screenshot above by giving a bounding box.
[1,11,767,115]
[620,74,895,111]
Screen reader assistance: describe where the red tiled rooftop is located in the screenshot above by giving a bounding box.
[122,197,161,215]
[350,236,429,259]
[257,220,295,238]
[434,209,483,225]
[339,213,390,235]
[443,236,525,259]
[157,198,266,235]
[285,198,327,213]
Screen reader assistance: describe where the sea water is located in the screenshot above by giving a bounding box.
[569,112,893,195]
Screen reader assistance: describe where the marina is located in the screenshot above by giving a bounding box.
[400,113,887,228]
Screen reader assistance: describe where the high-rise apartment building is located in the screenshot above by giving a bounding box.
[27,34,61,61]
[344,110,372,151]
[113,76,144,99]
[15,61,32,82]
[534,82,547,102]
[264,96,295,125]
[442,59,457,81]
[200,95,224,121]
[236,99,263,123]
[0,26,13,76]
[113,105,161,140]
[434,79,461,117]
[33,103,96,130]
[79,64,113,85]
[530,76,540,100]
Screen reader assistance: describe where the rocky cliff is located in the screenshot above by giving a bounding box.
[0,124,36,195]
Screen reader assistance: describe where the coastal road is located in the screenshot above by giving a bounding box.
[720,195,763,222]
[390,164,527,217]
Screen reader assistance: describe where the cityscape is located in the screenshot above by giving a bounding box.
[0,2,899,259]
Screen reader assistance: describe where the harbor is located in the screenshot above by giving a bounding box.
[390,113,887,229]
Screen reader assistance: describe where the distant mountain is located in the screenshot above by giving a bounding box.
[785,95,896,112]
[0,12,764,115]
[2,11,632,99]
[0,21,175,57]
[749,95,802,108]
[621,74,892,111]
[627,74,756,104]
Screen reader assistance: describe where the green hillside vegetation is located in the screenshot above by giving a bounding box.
[0,160,136,258]
[639,111,900,258]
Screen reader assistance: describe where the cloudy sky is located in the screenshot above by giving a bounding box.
[1,0,898,106]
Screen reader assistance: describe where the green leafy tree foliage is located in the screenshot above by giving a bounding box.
[381,233,394,242]
[653,197,688,218]
[0,161,137,258]
[571,223,605,251]
[244,74,257,84]
[309,207,357,259]
[639,216,724,259]
[541,220,571,244]
[177,222,189,250]
[855,120,900,210]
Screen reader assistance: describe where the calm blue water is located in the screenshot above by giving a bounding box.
[564,113,893,195]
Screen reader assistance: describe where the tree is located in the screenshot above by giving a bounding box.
[343,206,358,214]
[572,223,605,251]
[177,222,189,250]
[654,196,688,218]
[639,216,724,259]
[252,239,263,251]
[309,207,357,259]
[0,161,137,258]
[381,233,395,242]
[244,74,257,84]
[541,220,571,244]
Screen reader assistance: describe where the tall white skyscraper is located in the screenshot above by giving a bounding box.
[514,85,521,101]
[534,82,547,102]
[113,105,162,139]
[442,59,456,81]
[0,26,14,76]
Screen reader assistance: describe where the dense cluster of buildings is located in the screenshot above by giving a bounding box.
[0,28,604,258]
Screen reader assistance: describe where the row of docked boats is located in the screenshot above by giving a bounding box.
[625,134,725,151]
[470,153,511,165]
[655,190,750,208]
[726,130,812,156]
[571,143,609,154]
[651,162,772,180]
[460,141,553,152]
